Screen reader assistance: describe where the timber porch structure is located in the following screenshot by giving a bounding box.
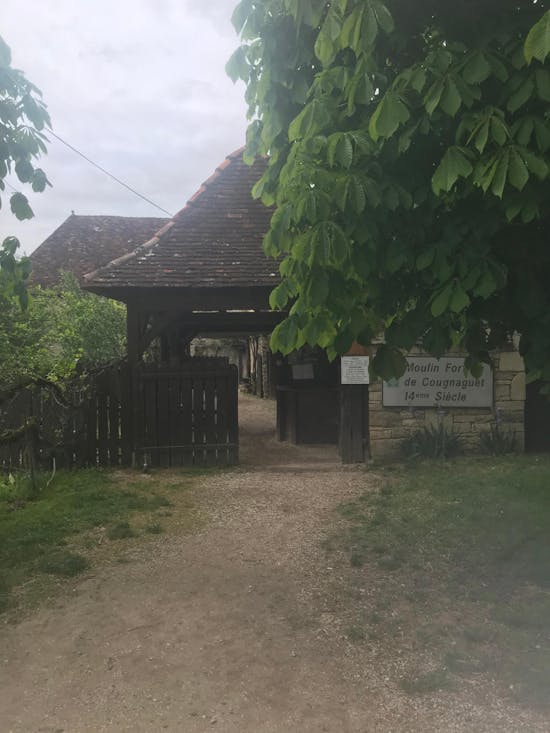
[81,152,280,467]
[83,149,369,466]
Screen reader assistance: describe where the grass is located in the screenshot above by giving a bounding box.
[145,522,164,534]
[37,551,89,577]
[107,521,136,540]
[335,455,550,708]
[0,468,200,615]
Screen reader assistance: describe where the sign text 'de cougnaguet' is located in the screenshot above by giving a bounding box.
[383,357,493,408]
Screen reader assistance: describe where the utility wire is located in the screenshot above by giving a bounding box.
[46,128,174,217]
[3,63,173,216]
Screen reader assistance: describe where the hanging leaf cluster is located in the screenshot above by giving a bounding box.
[0,34,51,310]
[0,35,51,221]
[0,236,31,310]
[229,1,550,382]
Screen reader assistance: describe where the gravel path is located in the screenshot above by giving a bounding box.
[1,394,547,732]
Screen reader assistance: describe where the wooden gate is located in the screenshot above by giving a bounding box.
[0,358,239,471]
[136,359,239,467]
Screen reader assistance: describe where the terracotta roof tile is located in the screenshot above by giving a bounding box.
[30,214,168,287]
[84,150,278,291]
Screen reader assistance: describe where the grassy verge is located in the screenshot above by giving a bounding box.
[0,468,202,617]
[333,455,550,708]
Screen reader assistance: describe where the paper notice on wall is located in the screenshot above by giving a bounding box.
[341,356,370,385]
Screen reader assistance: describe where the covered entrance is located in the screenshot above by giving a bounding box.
[84,150,370,466]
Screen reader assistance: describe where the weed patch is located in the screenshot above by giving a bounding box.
[107,521,136,540]
[145,523,164,534]
[38,551,89,577]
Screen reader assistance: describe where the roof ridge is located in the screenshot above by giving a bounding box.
[83,147,247,282]
[171,146,246,220]
[83,220,175,282]
[66,214,167,220]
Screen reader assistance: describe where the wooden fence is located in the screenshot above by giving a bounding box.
[0,358,239,471]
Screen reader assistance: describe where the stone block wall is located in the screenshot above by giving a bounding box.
[368,348,525,460]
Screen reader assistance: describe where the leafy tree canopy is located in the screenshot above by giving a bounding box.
[228,0,550,382]
[0,273,126,392]
[0,33,50,307]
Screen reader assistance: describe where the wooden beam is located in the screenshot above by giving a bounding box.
[87,285,274,312]
[339,385,369,463]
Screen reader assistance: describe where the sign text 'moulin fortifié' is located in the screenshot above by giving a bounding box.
[382,357,493,408]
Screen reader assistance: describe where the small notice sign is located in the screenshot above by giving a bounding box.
[383,356,493,407]
[341,356,370,385]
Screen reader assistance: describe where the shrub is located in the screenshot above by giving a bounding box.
[479,423,517,455]
[402,424,462,460]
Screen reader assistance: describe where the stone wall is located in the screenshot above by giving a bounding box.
[368,348,525,460]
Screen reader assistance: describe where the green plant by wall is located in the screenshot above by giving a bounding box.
[0,272,126,391]
[480,423,517,455]
[402,423,462,460]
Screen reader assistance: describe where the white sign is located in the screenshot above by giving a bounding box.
[383,356,493,407]
[341,356,370,385]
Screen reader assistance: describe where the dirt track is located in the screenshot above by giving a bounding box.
[0,395,546,732]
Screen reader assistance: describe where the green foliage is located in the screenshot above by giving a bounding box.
[0,469,42,502]
[0,34,50,312]
[479,422,517,455]
[0,237,31,310]
[230,1,550,381]
[0,272,126,390]
[401,422,462,460]
[0,34,50,221]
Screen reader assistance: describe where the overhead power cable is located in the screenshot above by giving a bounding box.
[3,63,173,216]
[47,129,174,217]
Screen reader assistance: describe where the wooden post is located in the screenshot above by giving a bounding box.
[227,364,239,464]
[127,304,142,364]
[126,304,144,467]
[339,384,369,463]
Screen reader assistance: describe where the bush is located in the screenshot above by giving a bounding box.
[479,423,517,455]
[0,272,126,391]
[402,423,462,460]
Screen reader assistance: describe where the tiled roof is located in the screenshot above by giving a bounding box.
[30,214,168,287]
[84,150,278,291]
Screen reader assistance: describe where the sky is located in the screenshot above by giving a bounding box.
[1,0,249,254]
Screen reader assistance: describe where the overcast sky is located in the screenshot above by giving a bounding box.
[1,0,249,254]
